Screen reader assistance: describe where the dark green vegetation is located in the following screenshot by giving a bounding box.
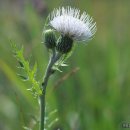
[0,0,130,130]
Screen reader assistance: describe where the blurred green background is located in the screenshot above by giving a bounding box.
[0,0,130,130]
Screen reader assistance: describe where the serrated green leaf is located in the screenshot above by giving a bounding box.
[11,43,42,97]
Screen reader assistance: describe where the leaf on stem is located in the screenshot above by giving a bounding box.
[11,42,42,97]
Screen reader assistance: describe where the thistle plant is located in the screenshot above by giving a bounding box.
[12,6,96,130]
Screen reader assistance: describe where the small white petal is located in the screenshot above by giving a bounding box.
[48,7,97,42]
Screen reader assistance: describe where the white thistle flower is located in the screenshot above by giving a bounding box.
[49,6,97,42]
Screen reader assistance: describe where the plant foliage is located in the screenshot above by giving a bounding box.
[11,43,42,97]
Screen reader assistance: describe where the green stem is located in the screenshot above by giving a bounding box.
[39,50,61,130]
[39,92,45,130]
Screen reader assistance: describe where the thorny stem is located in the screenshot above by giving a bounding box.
[39,49,61,130]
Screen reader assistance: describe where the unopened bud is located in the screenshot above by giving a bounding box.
[43,29,56,49]
[56,35,73,54]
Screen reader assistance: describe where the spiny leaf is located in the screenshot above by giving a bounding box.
[45,107,59,130]
[53,53,70,72]
[11,43,42,97]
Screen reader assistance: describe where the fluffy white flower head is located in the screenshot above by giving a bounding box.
[49,7,97,41]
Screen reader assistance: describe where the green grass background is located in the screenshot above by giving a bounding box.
[0,0,130,130]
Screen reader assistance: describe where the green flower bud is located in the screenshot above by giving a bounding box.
[56,35,73,54]
[43,29,56,49]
